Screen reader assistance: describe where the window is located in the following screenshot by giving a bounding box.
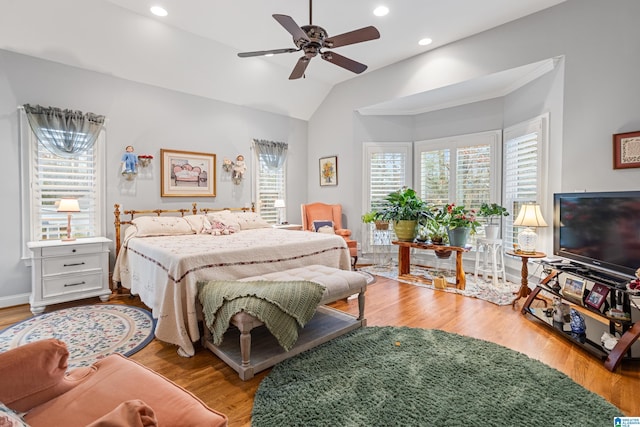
[254,152,286,224]
[415,131,501,239]
[20,109,106,254]
[362,142,412,252]
[503,114,549,250]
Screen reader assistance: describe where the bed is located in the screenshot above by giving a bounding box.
[111,203,351,356]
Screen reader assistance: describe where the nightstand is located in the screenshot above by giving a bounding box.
[27,237,112,314]
[272,224,303,230]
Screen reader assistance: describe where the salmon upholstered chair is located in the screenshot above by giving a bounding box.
[301,202,358,269]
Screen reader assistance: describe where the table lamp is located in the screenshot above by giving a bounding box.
[274,199,286,224]
[57,198,81,241]
[513,203,547,254]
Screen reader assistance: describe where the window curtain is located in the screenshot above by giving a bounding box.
[23,104,105,158]
[253,139,288,169]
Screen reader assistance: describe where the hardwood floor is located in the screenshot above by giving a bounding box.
[2,277,638,426]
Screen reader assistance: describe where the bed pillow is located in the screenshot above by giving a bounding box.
[312,220,335,234]
[205,211,240,230]
[131,216,195,237]
[183,215,211,234]
[234,212,271,230]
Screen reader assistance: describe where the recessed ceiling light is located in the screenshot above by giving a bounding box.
[373,6,389,17]
[418,38,433,46]
[150,6,168,17]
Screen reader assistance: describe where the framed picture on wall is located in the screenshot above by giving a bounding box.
[613,130,640,169]
[160,149,216,197]
[319,156,338,186]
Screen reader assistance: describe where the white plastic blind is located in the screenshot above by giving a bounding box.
[30,130,103,241]
[369,152,408,210]
[504,130,540,249]
[255,154,285,224]
[455,144,491,210]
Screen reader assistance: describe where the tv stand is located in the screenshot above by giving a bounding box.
[522,263,639,372]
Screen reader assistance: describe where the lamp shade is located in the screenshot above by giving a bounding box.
[57,198,80,213]
[513,204,547,227]
[274,199,286,208]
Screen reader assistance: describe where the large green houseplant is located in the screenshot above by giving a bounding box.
[379,187,429,241]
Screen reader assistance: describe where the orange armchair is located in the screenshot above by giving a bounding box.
[301,202,358,269]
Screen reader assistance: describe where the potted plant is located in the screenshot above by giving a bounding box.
[378,187,429,241]
[361,210,388,230]
[478,202,509,239]
[442,203,481,247]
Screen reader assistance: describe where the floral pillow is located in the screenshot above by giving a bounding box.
[183,215,211,234]
[234,212,271,230]
[131,216,195,237]
[0,403,28,427]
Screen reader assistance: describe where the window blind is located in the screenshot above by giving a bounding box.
[255,153,286,224]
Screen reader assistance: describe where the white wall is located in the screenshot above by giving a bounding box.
[0,50,307,305]
[308,0,640,248]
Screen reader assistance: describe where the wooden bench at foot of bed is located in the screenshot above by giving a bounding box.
[199,265,367,380]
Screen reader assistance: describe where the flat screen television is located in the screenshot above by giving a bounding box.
[553,191,640,278]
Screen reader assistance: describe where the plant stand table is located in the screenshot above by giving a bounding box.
[393,241,469,290]
[506,250,546,308]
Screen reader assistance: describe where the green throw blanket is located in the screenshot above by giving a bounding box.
[197,280,326,351]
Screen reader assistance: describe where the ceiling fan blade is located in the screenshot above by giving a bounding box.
[289,56,311,80]
[273,14,310,43]
[324,26,380,49]
[238,48,299,58]
[321,51,367,74]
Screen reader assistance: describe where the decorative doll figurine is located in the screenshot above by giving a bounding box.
[231,154,246,184]
[121,145,138,175]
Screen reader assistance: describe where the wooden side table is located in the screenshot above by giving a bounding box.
[507,250,546,308]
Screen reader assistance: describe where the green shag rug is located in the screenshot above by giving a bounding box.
[252,326,621,426]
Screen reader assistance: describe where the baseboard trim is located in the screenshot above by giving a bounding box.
[0,293,29,309]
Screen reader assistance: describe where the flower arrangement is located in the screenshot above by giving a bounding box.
[443,203,480,233]
[138,154,153,167]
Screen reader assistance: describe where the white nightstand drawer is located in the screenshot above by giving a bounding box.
[42,271,104,298]
[41,243,103,257]
[42,253,102,276]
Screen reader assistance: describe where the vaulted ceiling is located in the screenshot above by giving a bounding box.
[1,0,566,120]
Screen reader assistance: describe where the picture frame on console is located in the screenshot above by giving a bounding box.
[585,283,609,311]
[613,130,640,169]
[561,276,586,304]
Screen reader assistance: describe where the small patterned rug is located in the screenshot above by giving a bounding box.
[0,304,155,369]
[361,263,521,305]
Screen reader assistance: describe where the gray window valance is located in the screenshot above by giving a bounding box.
[253,139,288,170]
[23,104,105,158]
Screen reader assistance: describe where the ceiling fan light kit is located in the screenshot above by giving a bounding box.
[238,0,380,79]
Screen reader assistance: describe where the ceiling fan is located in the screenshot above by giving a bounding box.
[238,0,380,80]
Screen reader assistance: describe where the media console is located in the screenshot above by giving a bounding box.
[522,262,640,372]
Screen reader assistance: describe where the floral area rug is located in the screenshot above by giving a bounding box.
[361,263,521,305]
[0,304,155,369]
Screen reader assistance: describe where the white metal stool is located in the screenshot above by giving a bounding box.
[474,238,506,287]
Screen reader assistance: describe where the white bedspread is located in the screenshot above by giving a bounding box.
[112,228,350,356]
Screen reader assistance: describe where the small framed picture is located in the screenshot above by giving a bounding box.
[561,276,586,303]
[319,156,338,186]
[585,283,609,310]
[613,131,640,169]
